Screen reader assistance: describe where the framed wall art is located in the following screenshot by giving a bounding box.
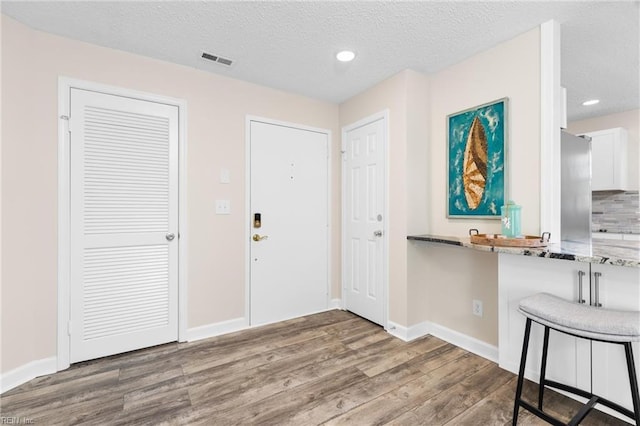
[447,97,508,218]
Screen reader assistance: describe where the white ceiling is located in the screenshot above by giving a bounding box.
[2,1,638,121]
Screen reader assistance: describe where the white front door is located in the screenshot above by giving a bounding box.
[343,115,386,326]
[249,120,329,326]
[69,88,179,363]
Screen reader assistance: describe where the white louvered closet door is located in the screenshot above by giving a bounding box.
[69,88,178,363]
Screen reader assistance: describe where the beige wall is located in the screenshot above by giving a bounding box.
[568,109,640,189]
[1,16,340,373]
[0,13,3,376]
[411,27,541,345]
[339,27,541,345]
[410,242,499,342]
[428,27,542,237]
[2,13,546,375]
[405,71,432,327]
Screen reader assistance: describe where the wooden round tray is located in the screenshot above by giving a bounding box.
[468,229,550,247]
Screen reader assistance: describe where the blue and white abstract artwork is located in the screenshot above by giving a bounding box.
[447,98,507,218]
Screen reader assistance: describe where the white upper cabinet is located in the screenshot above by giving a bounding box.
[580,127,628,191]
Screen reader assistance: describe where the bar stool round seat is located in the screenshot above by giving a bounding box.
[513,292,640,426]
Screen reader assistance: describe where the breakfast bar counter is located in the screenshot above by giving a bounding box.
[407,234,640,268]
[408,232,640,417]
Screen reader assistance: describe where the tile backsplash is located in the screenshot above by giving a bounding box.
[592,190,640,233]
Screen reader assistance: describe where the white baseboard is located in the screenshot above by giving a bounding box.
[1,356,57,394]
[186,304,346,343]
[186,317,248,342]
[386,320,498,363]
[428,322,499,363]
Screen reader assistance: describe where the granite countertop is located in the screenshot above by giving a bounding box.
[593,229,640,235]
[407,234,640,268]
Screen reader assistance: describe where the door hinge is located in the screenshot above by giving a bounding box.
[60,115,71,133]
[67,320,72,336]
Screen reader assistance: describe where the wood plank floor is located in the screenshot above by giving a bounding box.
[0,310,630,425]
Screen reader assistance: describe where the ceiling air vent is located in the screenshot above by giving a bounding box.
[201,51,234,67]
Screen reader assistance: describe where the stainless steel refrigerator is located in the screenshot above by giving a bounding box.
[561,130,592,242]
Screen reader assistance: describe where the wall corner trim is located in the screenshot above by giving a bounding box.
[1,357,57,394]
[539,19,562,240]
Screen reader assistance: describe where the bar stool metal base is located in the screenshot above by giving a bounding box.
[512,318,640,426]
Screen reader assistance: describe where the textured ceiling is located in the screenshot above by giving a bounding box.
[2,1,638,121]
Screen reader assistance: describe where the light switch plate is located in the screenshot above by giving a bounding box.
[220,168,231,184]
[215,199,231,214]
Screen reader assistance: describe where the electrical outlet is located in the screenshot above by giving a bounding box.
[472,299,483,317]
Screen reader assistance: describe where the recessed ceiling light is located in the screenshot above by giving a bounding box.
[336,50,356,62]
[582,99,600,106]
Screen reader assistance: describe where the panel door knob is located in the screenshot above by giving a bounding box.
[253,234,269,242]
[166,233,175,241]
[374,230,383,237]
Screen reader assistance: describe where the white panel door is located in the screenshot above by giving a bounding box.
[343,118,385,325]
[70,88,179,363]
[249,120,328,326]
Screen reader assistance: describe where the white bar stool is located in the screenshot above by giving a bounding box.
[513,292,640,425]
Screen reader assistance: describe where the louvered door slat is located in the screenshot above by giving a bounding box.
[70,88,178,363]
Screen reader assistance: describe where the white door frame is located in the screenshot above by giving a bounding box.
[244,116,332,326]
[57,77,188,371]
[341,110,390,329]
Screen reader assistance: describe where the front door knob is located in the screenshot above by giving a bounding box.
[253,234,269,242]
[373,230,383,237]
